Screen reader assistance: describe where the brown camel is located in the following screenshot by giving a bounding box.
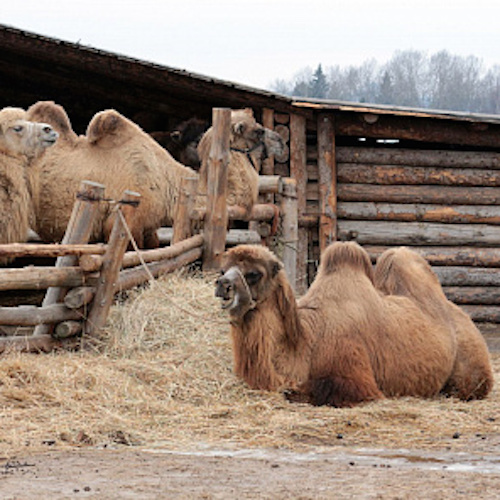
[374,246,493,401]
[215,242,472,407]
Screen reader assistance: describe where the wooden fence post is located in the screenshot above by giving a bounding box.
[33,180,105,337]
[202,108,231,271]
[281,178,298,290]
[84,190,140,338]
[172,176,198,245]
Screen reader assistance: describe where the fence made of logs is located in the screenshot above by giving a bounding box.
[0,108,298,353]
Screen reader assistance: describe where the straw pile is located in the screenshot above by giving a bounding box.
[0,270,499,460]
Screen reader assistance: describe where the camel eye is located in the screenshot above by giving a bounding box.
[13,125,23,133]
[245,271,262,286]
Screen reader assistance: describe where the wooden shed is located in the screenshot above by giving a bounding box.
[1,24,500,327]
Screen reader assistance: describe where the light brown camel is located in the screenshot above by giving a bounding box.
[374,247,493,401]
[26,101,197,248]
[215,242,465,407]
[0,107,58,263]
[197,108,284,215]
[27,103,282,247]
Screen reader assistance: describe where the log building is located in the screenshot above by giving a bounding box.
[1,24,500,326]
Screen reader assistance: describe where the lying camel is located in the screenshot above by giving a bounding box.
[0,107,58,263]
[374,247,493,401]
[215,242,483,407]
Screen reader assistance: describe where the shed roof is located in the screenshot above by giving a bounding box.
[1,23,500,130]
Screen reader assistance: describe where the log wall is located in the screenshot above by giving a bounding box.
[269,109,500,325]
[335,146,500,324]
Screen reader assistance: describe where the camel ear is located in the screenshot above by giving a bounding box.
[271,261,282,278]
[232,120,246,136]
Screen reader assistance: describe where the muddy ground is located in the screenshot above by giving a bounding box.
[2,436,500,499]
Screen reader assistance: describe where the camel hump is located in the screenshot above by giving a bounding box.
[26,101,74,137]
[319,241,374,281]
[86,109,140,146]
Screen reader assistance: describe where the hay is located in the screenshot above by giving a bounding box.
[0,270,499,459]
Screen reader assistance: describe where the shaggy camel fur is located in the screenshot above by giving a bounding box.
[215,242,469,407]
[0,107,58,263]
[374,247,493,401]
[197,108,284,215]
[150,117,208,170]
[26,101,197,248]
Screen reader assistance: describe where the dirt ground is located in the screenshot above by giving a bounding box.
[1,441,500,499]
[1,278,499,499]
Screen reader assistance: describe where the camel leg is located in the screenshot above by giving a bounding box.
[289,339,384,407]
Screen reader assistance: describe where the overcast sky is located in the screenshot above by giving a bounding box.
[3,0,500,90]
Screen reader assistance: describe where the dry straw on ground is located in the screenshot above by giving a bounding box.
[0,270,499,460]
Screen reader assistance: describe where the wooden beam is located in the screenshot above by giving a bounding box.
[317,113,337,251]
[338,220,500,246]
[0,243,106,258]
[203,108,231,271]
[336,147,500,169]
[338,184,500,205]
[290,113,308,293]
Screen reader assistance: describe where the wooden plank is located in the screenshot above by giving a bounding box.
[0,334,58,354]
[434,267,500,287]
[0,267,94,291]
[444,287,500,305]
[365,245,500,267]
[290,113,308,293]
[338,164,500,187]
[338,202,500,225]
[317,113,337,251]
[34,180,104,337]
[85,190,141,336]
[117,247,202,291]
[202,108,231,271]
[338,184,500,205]
[461,305,500,323]
[280,178,298,288]
[335,113,500,149]
[0,304,82,326]
[0,243,106,258]
[172,176,198,244]
[338,220,500,246]
[336,147,500,169]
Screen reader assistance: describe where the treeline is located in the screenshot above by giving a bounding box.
[270,50,500,115]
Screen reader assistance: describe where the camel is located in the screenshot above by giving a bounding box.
[197,108,284,215]
[215,242,475,407]
[374,247,493,401]
[0,107,58,263]
[26,101,197,248]
[27,103,282,247]
[150,117,209,170]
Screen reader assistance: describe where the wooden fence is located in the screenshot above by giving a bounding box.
[0,108,298,353]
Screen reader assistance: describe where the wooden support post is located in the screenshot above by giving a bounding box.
[317,113,337,252]
[33,181,105,337]
[84,190,141,337]
[261,108,275,204]
[172,176,199,244]
[280,178,298,290]
[289,113,308,294]
[202,108,231,271]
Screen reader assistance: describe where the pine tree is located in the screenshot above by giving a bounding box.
[310,64,329,98]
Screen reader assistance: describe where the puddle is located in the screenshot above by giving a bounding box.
[143,444,500,474]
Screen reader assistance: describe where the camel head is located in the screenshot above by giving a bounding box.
[229,108,285,162]
[215,244,283,319]
[0,107,58,158]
